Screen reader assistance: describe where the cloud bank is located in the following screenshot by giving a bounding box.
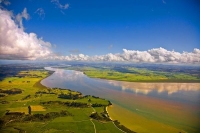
[47,48,200,64]
[0,8,52,60]
[0,8,199,64]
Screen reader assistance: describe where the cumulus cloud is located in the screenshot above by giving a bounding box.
[0,6,199,64]
[46,54,89,61]
[0,8,52,60]
[35,8,45,19]
[51,0,69,10]
[46,47,200,64]
[100,48,200,63]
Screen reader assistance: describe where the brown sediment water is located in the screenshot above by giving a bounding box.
[41,67,200,133]
[107,104,181,133]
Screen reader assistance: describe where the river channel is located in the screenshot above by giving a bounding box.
[41,67,200,133]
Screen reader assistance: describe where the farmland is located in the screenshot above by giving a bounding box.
[0,66,129,133]
[62,65,200,82]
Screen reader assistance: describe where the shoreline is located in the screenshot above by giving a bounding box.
[33,70,55,89]
[43,67,194,131]
[41,68,133,133]
[52,67,200,83]
[106,106,113,121]
[85,76,200,83]
[106,105,134,133]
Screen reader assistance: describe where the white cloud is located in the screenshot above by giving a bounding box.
[0,7,199,64]
[46,54,89,61]
[35,8,45,19]
[0,8,52,60]
[51,0,69,10]
[46,47,200,64]
[16,8,30,30]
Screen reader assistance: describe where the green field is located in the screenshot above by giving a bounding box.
[0,69,128,133]
[63,66,200,82]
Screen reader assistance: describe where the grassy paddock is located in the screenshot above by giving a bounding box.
[64,66,200,82]
[0,69,126,133]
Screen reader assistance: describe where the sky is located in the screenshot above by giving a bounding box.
[0,0,200,64]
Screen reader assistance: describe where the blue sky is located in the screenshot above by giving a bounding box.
[0,0,199,63]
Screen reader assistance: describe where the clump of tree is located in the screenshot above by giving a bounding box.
[83,95,90,98]
[5,112,25,116]
[113,120,136,133]
[91,103,104,107]
[40,101,88,108]
[0,110,73,128]
[100,112,111,121]
[23,110,72,122]
[0,100,9,104]
[92,95,100,99]
[108,100,112,105]
[101,107,111,121]
[90,112,102,120]
[58,93,81,100]
[0,111,25,128]
[0,88,22,95]
[35,91,56,95]
[0,94,5,97]
[90,112,110,121]
[65,101,87,107]
[0,119,4,129]
[88,98,91,102]
[21,95,31,100]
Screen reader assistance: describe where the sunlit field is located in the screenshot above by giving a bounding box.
[0,0,200,132]
[0,69,125,133]
[62,66,200,82]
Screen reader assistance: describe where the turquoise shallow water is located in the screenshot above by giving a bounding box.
[41,67,200,132]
